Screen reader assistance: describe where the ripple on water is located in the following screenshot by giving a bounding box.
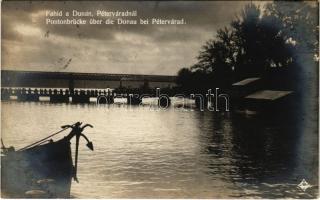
[1,102,318,198]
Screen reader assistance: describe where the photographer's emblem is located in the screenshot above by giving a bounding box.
[297,179,312,192]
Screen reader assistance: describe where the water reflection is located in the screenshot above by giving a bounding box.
[193,110,318,198]
[1,101,318,198]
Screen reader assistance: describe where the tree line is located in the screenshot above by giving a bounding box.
[176,2,318,95]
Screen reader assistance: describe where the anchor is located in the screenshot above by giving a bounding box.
[62,122,94,182]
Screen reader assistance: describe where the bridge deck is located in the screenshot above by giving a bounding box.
[1,70,176,82]
[1,70,177,89]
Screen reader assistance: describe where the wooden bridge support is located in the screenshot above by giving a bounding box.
[127,95,142,105]
[97,95,114,104]
[50,95,69,103]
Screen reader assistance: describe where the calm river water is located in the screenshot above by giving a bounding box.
[1,101,318,198]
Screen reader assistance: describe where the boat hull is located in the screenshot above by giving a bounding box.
[1,138,73,198]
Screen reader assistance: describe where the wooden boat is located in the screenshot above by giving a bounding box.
[1,122,94,198]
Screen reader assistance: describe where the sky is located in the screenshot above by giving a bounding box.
[2,1,258,75]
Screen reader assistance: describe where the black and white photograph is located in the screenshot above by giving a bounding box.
[1,0,319,198]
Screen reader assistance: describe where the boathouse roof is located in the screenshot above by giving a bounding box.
[232,77,260,86]
[245,90,293,101]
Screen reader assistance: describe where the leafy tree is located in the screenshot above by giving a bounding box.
[265,1,318,55]
[176,68,193,92]
[176,2,318,93]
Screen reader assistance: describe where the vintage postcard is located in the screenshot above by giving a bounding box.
[1,0,319,199]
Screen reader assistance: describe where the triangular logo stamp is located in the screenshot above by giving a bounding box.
[297,179,312,192]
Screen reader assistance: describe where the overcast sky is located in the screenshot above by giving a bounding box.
[2,1,258,75]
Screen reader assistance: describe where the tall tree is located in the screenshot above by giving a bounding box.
[176,2,318,93]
